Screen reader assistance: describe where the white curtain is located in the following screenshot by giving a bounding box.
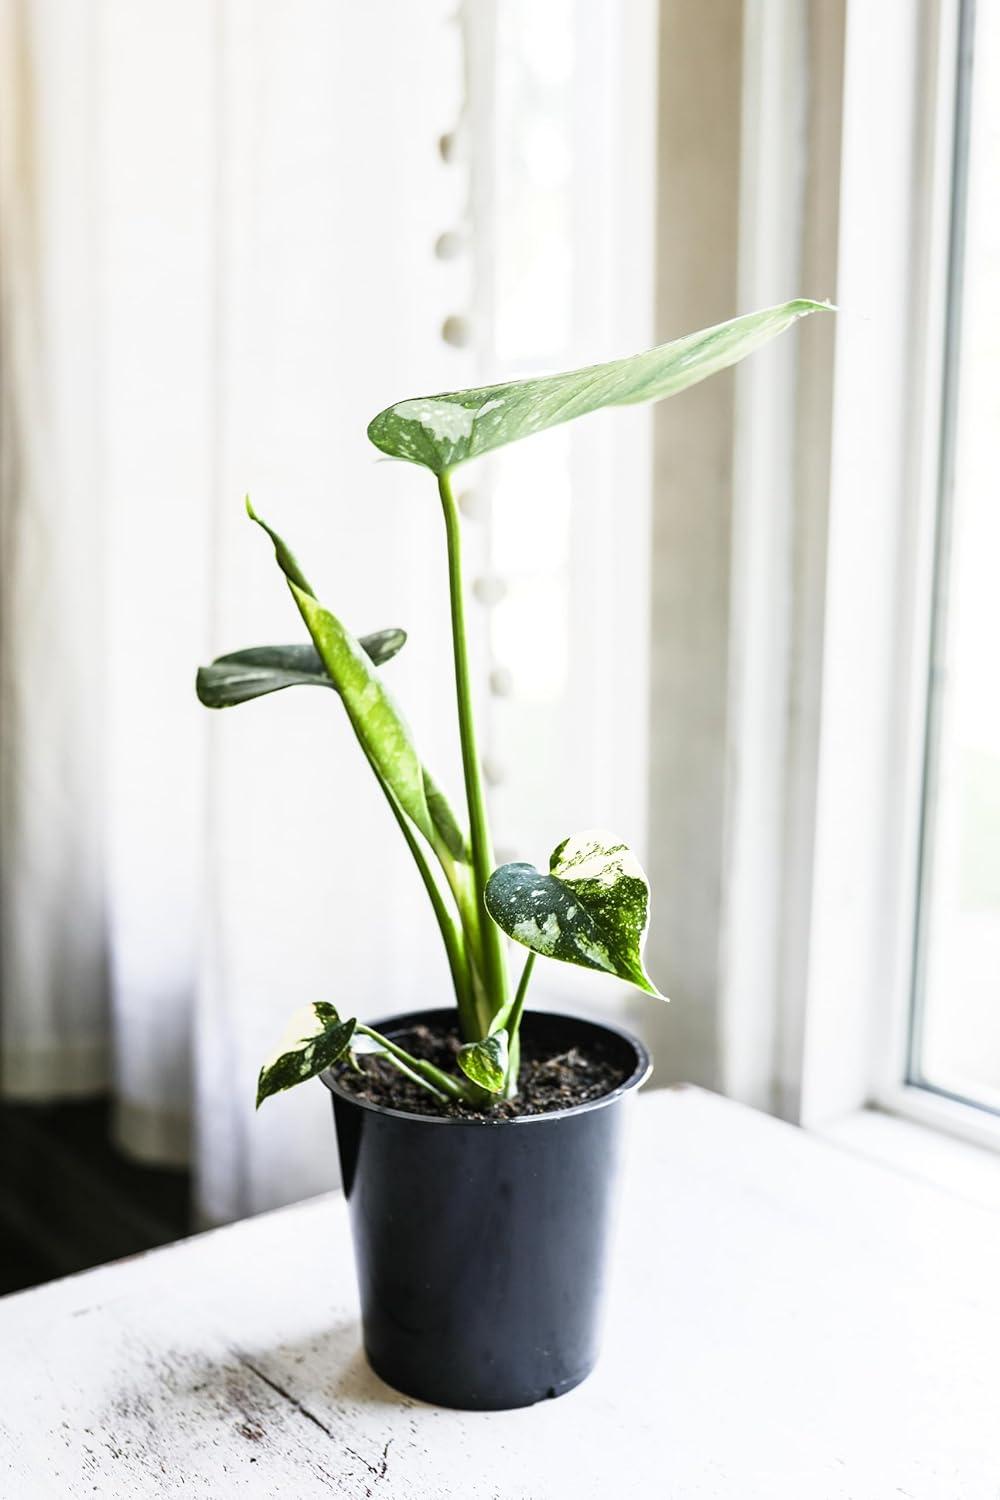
[0,0,475,1222]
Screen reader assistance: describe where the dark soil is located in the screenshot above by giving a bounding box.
[333,1020,629,1121]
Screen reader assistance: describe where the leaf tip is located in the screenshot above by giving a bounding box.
[795,297,836,317]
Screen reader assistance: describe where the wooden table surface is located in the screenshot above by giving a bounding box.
[1,1087,997,1498]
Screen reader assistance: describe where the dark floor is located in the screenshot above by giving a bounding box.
[0,1098,191,1296]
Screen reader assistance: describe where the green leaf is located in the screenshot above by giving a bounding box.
[197,623,471,866]
[367,299,832,474]
[290,583,434,841]
[423,768,470,863]
[196,630,407,708]
[485,829,665,998]
[244,496,313,592]
[457,1030,509,1093]
[244,502,437,846]
[256,1003,356,1107]
[486,998,514,1037]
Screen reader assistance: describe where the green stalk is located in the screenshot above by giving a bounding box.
[502,951,535,1098]
[380,1052,449,1102]
[356,1024,473,1102]
[438,469,509,1024]
[506,951,536,1043]
[361,749,477,1038]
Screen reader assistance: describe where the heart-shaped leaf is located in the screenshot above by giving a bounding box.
[196,630,406,708]
[256,1003,356,1107]
[367,299,831,474]
[457,1030,509,1093]
[485,830,665,997]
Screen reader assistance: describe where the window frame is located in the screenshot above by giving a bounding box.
[699,0,1000,1156]
[804,0,1000,1151]
[902,0,1000,1127]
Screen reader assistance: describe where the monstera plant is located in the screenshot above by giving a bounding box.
[198,299,829,1109]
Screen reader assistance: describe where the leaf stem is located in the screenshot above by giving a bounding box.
[500,952,536,1099]
[506,950,536,1043]
[356,1024,473,1102]
[361,750,477,1038]
[380,1052,449,1102]
[438,469,509,1024]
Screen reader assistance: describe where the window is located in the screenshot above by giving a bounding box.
[717,1,1000,1151]
[909,0,1000,1118]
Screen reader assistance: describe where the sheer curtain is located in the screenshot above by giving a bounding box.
[1,0,659,1225]
[1,0,473,1221]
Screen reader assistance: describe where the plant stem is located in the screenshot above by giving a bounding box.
[438,468,509,1023]
[357,1024,473,1102]
[506,951,536,1043]
[360,747,477,1038]
[500,952,535,1100]
[380,1052,449,1102]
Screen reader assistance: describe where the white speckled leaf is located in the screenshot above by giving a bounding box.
[256,1003,356,1107]
[457,1031,508,1094]
[485,830,665,998]
[367,300,831,474]
[195,631,407,708]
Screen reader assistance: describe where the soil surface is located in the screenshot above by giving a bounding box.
[333,1020,630,1121]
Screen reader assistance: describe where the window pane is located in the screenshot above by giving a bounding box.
[911,1,1000,1113]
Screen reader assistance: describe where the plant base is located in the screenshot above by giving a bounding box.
[323,1008,651,1411]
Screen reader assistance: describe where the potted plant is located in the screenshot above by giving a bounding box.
[197,298,828,1410]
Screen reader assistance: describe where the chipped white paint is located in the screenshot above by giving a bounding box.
[1,1090,998,1497]
[391,398,475,444]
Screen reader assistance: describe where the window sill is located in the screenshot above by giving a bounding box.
[819,1099,1000,1214]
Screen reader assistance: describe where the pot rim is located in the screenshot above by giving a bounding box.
[320,1006,653,1127]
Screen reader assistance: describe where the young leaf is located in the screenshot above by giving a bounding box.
[256,1003,356,1107]
[457,1030,509,1094]
[244,502,437,846]
[367,299,832,474]
[423,768,470,863]
[485,830,665,998]
[289,583,435,842]
[196,630,406,708]
[197,627,471,866]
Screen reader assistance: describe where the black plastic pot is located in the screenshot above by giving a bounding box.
[322,1006,651,1411]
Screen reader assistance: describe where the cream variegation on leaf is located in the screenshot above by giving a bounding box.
[485,831,665,999]
[256,1003,356,1108]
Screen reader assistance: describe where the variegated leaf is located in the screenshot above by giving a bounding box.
[367,299,831,474]
[256,1003,356,1107]
[485,830,665,998]
[196,630,406,708]
[457,1030,508,1093]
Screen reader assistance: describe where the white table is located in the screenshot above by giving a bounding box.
[1,1087,997,1498]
